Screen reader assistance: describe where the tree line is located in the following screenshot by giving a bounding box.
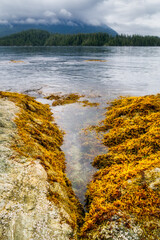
[0,29,160,46]
[0,29,50,46]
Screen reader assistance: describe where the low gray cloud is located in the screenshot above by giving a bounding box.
[0,0,160,36]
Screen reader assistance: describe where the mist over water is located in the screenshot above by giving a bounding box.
[1,46,160,203]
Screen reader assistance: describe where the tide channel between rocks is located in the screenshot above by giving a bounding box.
[42,92,105,204]
[0,91,159,240]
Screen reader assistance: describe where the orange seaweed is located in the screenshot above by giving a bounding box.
[81,94,160,239]
[0,91,84,233]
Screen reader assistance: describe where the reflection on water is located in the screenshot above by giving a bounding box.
[1,46,160,204]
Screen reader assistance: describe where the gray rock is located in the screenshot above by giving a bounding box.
[0,99,76,240]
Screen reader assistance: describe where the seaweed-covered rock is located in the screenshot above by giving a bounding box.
[81,94,160,239]
[1,92,159,240]
[0,92,83,240]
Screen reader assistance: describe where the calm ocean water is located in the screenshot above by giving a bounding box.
[1,46,160,203]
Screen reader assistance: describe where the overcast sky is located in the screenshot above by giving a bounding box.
[0,0,160,36]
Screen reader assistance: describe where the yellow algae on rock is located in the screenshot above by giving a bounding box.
[45,93,99,107]
[1,91,159,239]
[46,93,83,106]
[79,100,100,107]
[10,60,25,63]
[84,59,107,62]
[0,91,83,240]
[81,94,160,239]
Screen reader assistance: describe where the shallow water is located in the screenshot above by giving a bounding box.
[1,46,160,204]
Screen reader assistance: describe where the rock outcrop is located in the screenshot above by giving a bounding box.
[0,92,83,240]
[1,92,160,240]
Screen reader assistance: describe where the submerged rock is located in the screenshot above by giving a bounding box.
[0,92,83,240]
[45,92,99,107]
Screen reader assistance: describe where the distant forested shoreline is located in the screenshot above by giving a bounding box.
[0,29,160,46]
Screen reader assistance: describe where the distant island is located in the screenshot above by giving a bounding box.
[0,29,160,46]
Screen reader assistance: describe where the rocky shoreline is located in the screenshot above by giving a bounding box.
[0,91,159,240]
[0,92,83,240]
